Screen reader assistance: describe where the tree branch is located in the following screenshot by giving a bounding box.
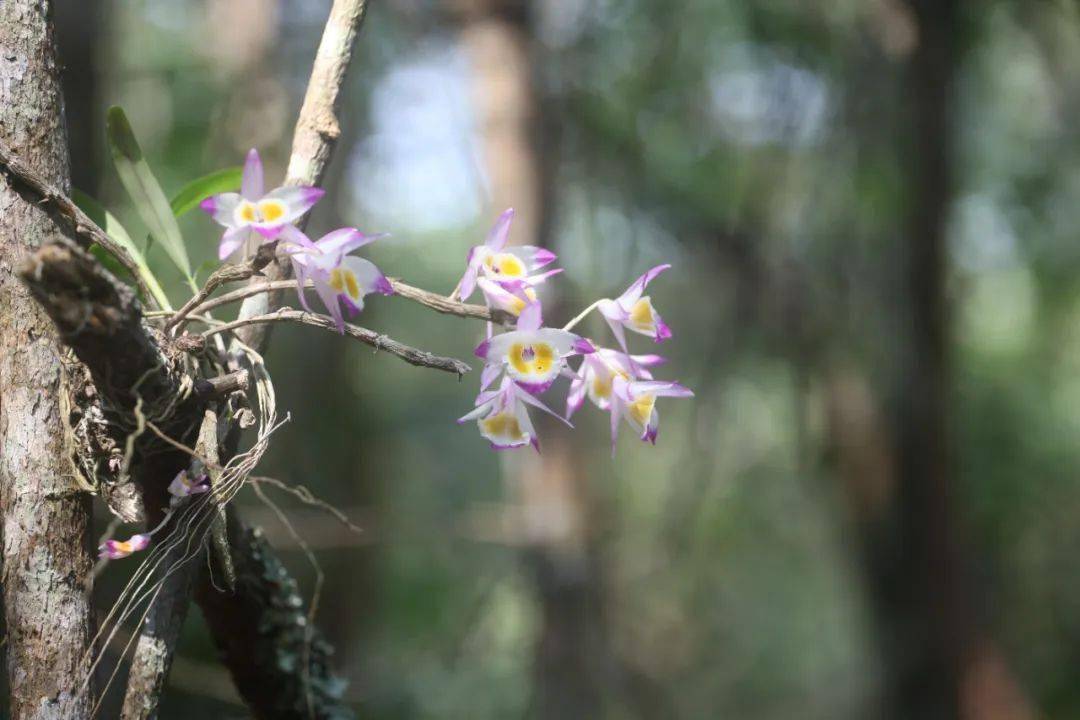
[187,277,512,326]
[201,308,472,376]
[119,411,220,720]
[17,237,181,411]
[233,0,371,350]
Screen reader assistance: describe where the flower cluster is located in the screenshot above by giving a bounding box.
[456,209,693,452]
[201,149,393,333]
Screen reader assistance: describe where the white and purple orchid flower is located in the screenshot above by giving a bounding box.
[608,377,694,452]
[200,149,325,260]
[475,301,594,395]
[566,347,666,418]
[597,264,674,354]
[168,469,209,505]
[457,375,569,451]
[282,225,393,334]
[455,209,561,303]
[99,533,151,561]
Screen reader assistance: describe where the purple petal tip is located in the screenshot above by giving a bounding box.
[254,224,282,239]
[573,338,596,354]
[199,196,217,215]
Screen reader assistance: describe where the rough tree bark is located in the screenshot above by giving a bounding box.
[0,2,94,718]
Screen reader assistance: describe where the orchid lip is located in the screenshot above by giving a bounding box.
[515,378,554,395]
[254,224,283,239]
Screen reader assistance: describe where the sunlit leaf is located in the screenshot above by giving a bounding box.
[170,166,242,218]
[106,106,193,286]
[72,189,173,310]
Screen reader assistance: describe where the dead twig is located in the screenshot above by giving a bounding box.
[188,277,513,326]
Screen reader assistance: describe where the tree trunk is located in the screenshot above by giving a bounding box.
[0,2,94,719]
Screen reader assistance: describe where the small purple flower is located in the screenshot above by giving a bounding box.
[457,376,569,451]
[455,209,560,302]
[608,377,693,454]
[200,149,325,260]
[282,226,393,333]
[474,299,593,395]
[597,264,674,357]
[566,347,666,418]
[99,533,151,560]
[168,470,210,503]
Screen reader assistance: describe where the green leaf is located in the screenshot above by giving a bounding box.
[106,106,193,284]
[73,189,173,311]
[170,166,242,218]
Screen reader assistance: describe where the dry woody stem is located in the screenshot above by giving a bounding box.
[202,308,472,376]
[189,277,513,325]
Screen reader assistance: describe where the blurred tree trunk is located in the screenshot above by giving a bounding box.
[55,0,102,194]
[0,2,94,718]
[454,2,614,716]
[837,3,1032,718]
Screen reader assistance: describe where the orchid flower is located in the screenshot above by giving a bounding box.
[609,377,694,452]
[475,301,594,395]
[98,533,151,560]
[168,469,209,506]
[282,225,393,333]
[475,277,537,318]
[458,376,569,451]
[596,264,674,355]
[200,149,325,260]
[455,209,560,301]
[566,348,666,418]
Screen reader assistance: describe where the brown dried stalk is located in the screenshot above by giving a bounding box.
[201,308,472,377]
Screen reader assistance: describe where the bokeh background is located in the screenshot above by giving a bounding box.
[46,0,1080,717]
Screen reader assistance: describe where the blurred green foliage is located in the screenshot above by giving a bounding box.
[54,0,1080,718]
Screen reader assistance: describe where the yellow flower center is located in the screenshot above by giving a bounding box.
[509,342,554,377]
[629,297,655,330]
[328,268,361,300]
[508,287,539,316]
[236,198,287,225]
[481,412,524,440]
[484,252,526,277]
[258,199,286,222]
[628,393,656,426]
[591,374,612,400]
[238,201,258,223]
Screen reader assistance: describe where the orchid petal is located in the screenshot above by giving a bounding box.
[485,208,514,250]
[517,300,543,332]
[218,226,249,260]
[313,278,346,334]
[314,227,381,258]
[262,185,325,222]
[241,148,264,200]
[342,256,393,297]
[480,363,502,392]
[617,263,671,308]
[201,192,241,228]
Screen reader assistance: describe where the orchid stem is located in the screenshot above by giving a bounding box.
[562,300,602,332]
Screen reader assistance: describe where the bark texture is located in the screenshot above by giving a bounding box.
[0,2,94,718]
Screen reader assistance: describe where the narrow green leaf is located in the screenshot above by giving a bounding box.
[73,189,173,311]
[170,166,242,218]
[106,106,193,282]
